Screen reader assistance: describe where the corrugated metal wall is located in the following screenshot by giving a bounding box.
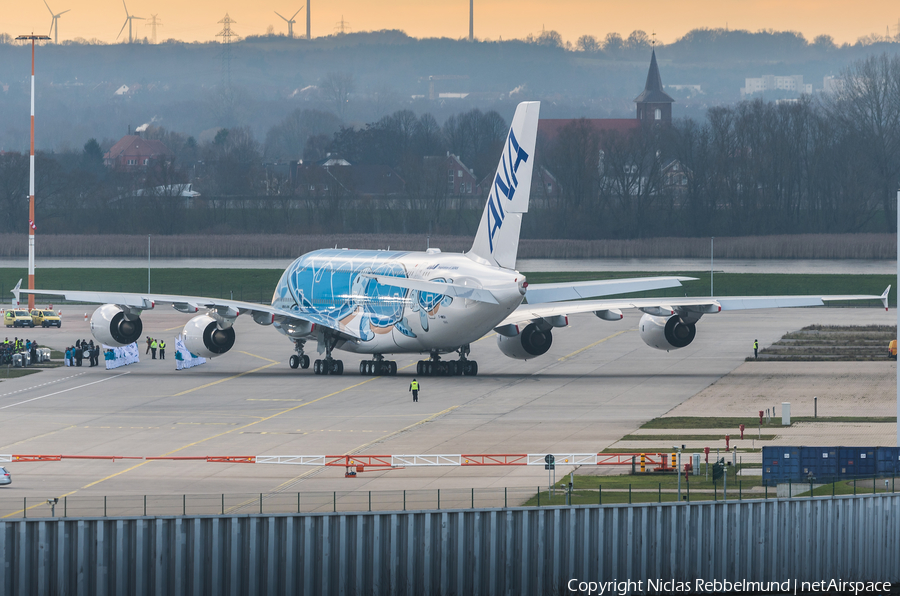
[3,494,899,596]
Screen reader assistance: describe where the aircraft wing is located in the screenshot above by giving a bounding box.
[524,276,695,304]
[13,285,362,341]
[497,287,891,330]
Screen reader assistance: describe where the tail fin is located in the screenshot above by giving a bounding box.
[468,101,540,270]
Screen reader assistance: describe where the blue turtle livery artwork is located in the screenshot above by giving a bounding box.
[409,278,453,332]
[275,249,449,341]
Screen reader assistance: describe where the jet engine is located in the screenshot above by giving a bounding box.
[183,314,236,359]
[639,313,696,351]
[90,304,144,347]
[497,322,553,360]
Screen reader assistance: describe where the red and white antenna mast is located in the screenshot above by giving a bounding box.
[16,34,50,311]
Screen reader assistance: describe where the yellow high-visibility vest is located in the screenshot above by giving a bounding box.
[159,341,166,349]
[151,340,158,349]
[410,381,419,391]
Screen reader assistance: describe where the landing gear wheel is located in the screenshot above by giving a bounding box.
[448,361,458,376]
[331,360,344,375]
[462,361,478,376]
[289,355,300,369]
[390,361,397,375]
[359,361,367,375]
[314,359,323,374]
[300,355,310,369]
[416,361,423,375]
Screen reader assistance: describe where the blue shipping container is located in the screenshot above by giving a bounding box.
[801,447,838,481]
[839,447,876,478]
[763,446,800,486]
[876,447,900,476]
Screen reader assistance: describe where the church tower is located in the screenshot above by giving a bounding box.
[634,49,674,126]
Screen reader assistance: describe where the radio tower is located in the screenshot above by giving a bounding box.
[146,14,162,44]
[16,34,50,311]
[216,14,238,90]
[469,0,473,42]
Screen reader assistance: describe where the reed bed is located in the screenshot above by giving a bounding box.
[0,233,894,260]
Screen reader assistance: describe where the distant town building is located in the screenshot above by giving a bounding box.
[822,76,844,94]
[666,84,702,94]
[741,75,812,97]
[104,135,172,170]
[424,153,481,196]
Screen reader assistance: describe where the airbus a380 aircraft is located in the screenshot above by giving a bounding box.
[14,101,890,377]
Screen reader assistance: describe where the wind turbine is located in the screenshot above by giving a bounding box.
[274,7,303,38]
[43,0,70,44]
[117,0,145,44]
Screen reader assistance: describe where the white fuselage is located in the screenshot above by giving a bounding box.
[270,249,526,355]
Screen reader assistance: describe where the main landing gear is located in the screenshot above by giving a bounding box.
[359,355,397,376]
[313,358,343,375]
[415,346,478,377]
[314,335,344,375]
[291,336,345,375]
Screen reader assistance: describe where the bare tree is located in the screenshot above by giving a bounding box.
[576,35,600,53]
[824,53,900,232]
[320,72,355,119]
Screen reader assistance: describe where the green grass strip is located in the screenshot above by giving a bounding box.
[641,416,897,429]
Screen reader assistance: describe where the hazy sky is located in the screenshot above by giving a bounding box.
[5,0,899,46]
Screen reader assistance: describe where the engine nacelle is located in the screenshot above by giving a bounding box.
[497,323,553,360]
[183,314,236,359]
[90,304,144,347]
[639,313,696,351]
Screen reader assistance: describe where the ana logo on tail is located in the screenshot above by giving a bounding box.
[487,130,530,253]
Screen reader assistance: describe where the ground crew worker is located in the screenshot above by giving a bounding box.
[159,339,166,360]
[145,336,152,355]
[409,378,420,402]
[150,338,158,359]
[753,339,759,359]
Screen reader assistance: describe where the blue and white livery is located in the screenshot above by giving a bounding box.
[15,101,890,377]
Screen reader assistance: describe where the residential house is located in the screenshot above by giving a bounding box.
[104,135,172,170]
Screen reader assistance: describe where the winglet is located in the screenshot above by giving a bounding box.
[11,279,21,305]
[881,285,891,311]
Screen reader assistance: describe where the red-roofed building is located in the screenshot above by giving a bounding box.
[104,135,173,170]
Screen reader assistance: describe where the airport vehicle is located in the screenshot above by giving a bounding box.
[12,101,890,377]
[31,309,61,328]
[0,466,10,486]
[4,310,34,328]
[889,340,897,360]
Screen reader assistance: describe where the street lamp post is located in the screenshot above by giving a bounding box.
[16,34,50,311]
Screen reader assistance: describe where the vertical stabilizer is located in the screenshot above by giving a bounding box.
[468,101,540,270]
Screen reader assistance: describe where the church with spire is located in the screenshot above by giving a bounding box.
[634,49,675,126]
[537,48,675,143]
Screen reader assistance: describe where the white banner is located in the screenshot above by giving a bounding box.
[175,335,207,370]
[102,342,140,369]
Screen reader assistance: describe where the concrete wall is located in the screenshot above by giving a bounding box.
[3,494,899,596]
